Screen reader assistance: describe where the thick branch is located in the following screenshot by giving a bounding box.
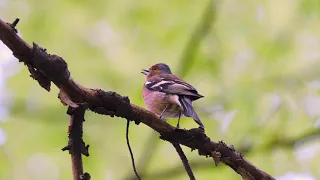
[131,1,217,178]
[0,18,275,180]
[147,128,320,178]
[61,106,90,180]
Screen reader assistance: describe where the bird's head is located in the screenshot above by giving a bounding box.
[141,63,172,78]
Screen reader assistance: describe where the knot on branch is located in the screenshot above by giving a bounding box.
[209,141,239,166]
[90,90,140,125]
[0,17,276,180]
[16,43,71,91]
[6,18,19,33]
[160,128,243,166]
[80,172,91,180]
[62,106,89,156]
[160,128,214,156]
[32,43,70,85]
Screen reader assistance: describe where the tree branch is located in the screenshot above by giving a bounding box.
[147,127,320,179]
[172,143,195,180]
[0,18,275,180]
[61,106,90,180]
[126,120,141,180]
[130,1,217,178]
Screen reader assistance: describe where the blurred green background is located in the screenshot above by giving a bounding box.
[1,0,320,179]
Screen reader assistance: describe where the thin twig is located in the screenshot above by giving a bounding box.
[125,132,159,180]
[0,17,276,180]
[129,1,217,178]
[126,120,141,180]
[7,18,19,33]
[144,127,320,179]
[172,143,196,180]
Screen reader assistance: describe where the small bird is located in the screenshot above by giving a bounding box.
[141,63,204,129]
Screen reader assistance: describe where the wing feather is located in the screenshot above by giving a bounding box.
[145,74,203,100]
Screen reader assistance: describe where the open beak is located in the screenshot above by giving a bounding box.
[141,69,150,75]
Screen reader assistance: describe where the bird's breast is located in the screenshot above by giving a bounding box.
[142,87,182,118]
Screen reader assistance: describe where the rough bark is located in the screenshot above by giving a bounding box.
[0,18,275,180]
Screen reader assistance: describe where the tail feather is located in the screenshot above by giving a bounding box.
[179,96,204,128]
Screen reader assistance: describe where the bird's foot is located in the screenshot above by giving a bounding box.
[159,115,166,121]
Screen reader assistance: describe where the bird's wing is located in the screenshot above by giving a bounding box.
[145,74,204,100]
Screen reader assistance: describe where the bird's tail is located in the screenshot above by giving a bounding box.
[179,96,204,129]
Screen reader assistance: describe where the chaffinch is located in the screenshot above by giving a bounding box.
[141,63,205,129]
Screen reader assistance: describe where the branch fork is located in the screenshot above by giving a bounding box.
[0,17,275,180]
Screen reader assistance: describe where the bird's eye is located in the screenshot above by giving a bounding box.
[151,67,156,70]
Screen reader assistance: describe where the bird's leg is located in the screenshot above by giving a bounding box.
[176,110,182,129]
[159,105,168,120]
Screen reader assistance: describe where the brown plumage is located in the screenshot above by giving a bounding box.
[141,63,204,129]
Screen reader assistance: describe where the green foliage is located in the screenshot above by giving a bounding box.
[1,0,320,179]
